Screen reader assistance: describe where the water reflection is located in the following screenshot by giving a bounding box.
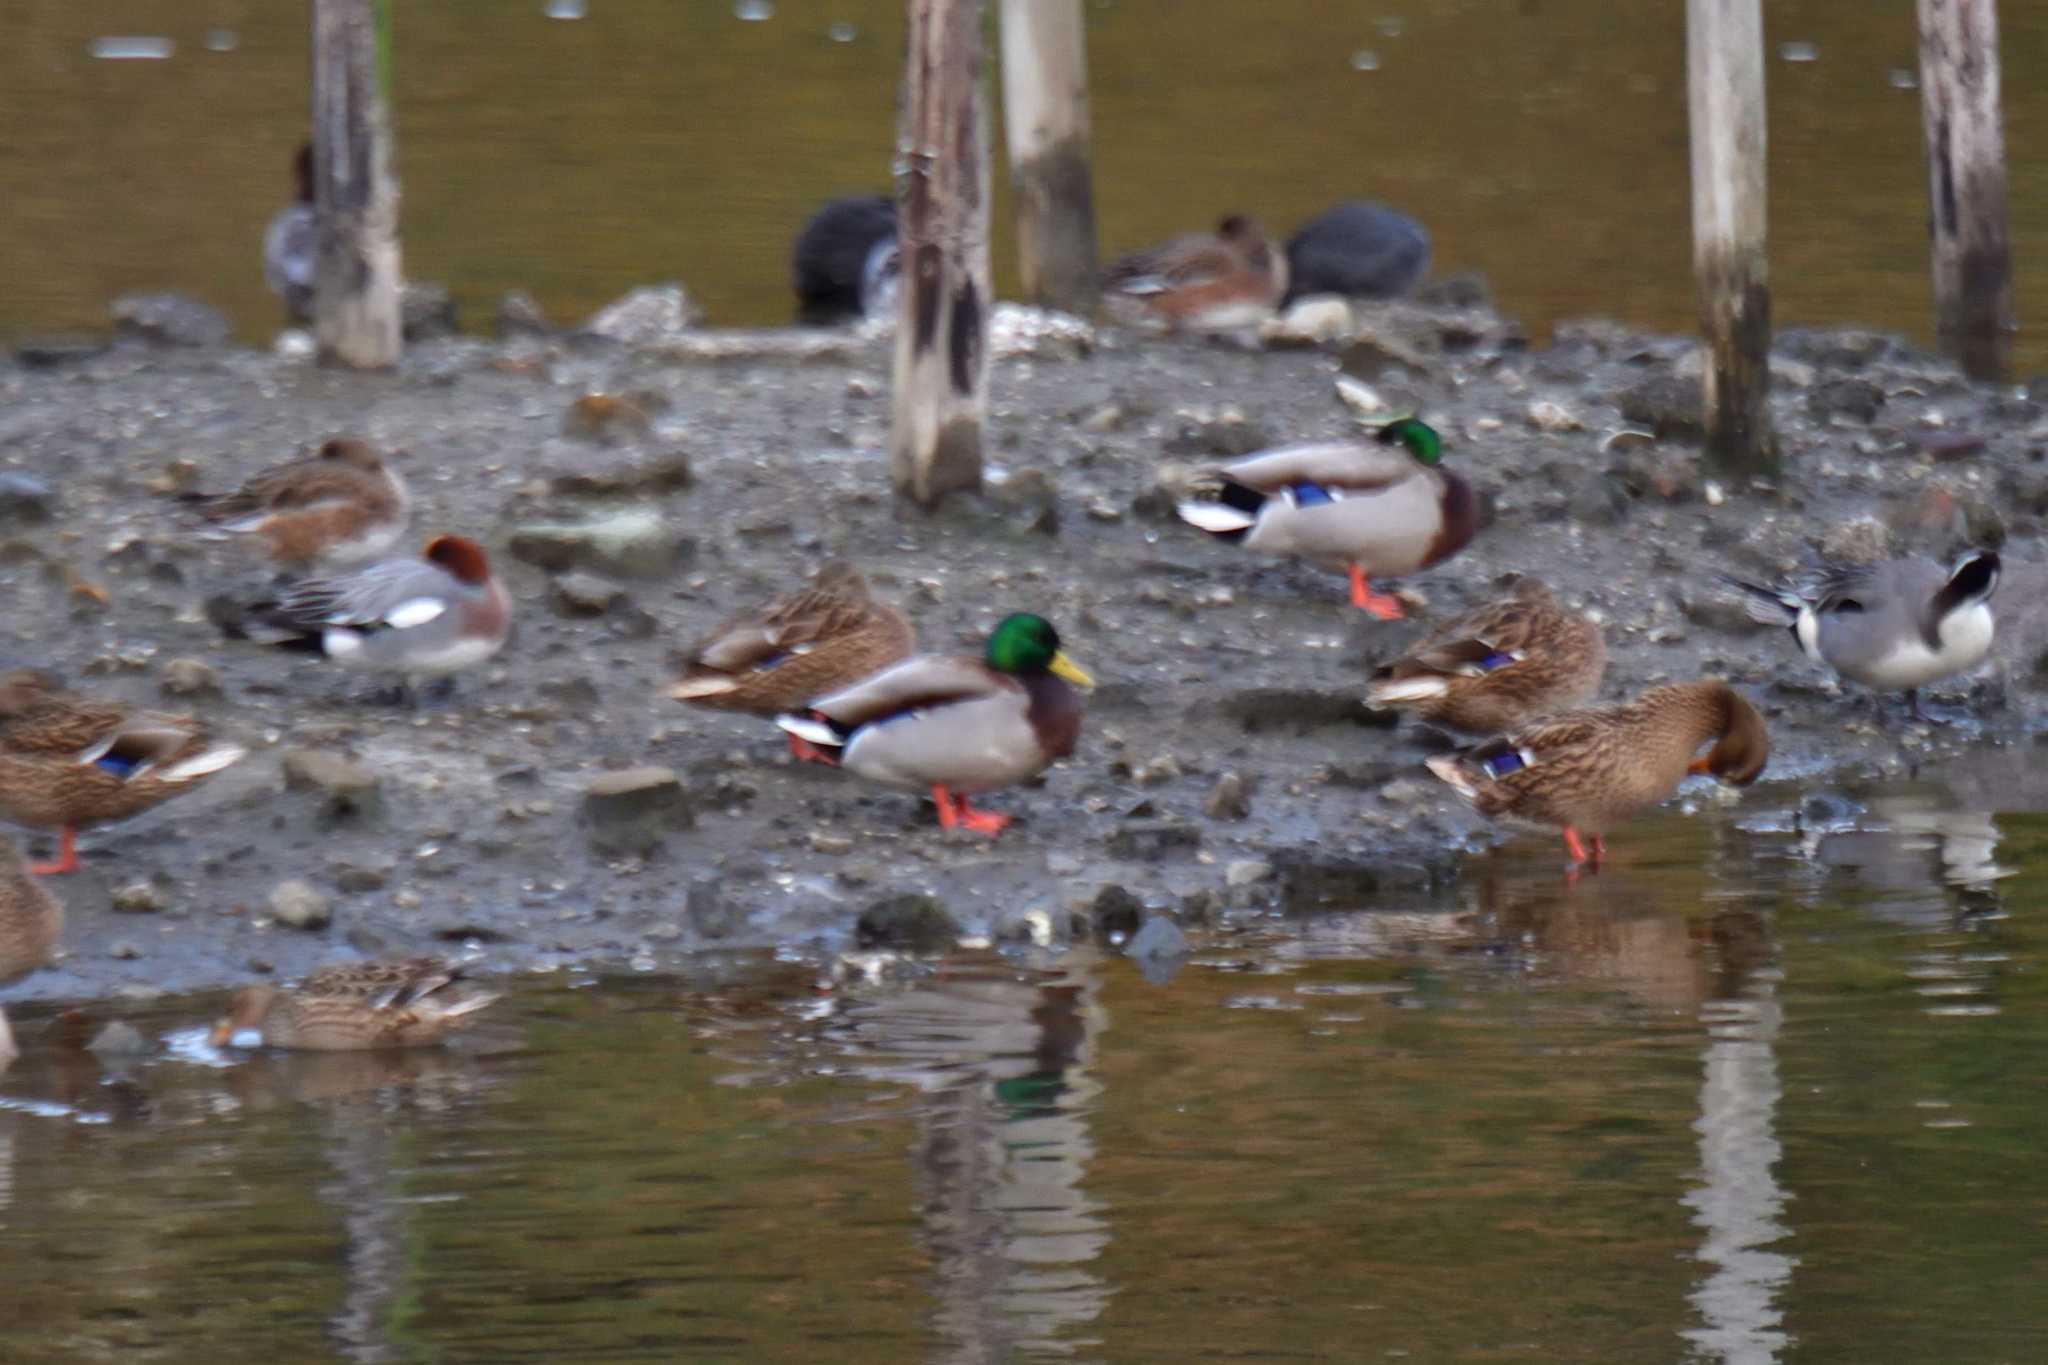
[828,949,1112,1360]
[1802,788,2010,911]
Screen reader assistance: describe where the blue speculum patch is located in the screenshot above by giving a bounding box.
[1481,750,1526,778]
[1478,651,1516,670]
[1287,481,1334,507]
[93,753,143,779]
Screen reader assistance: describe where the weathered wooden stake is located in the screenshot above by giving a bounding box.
[891,0,992,507]
[311,0,402,369]
[998,0,1097,315]
[1917,0,2014,380]
[1686,0,1776,483]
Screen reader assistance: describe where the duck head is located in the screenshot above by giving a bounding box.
[1686,681,1770,786]
[208,985,279,1047]
[987,613,1093,688]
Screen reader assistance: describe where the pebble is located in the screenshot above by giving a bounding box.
[808,831,853,855]
[855,893,959,952]
[109,940,142,961]
[549,571,627,617]
[1225,859,1273,887]
[580,283,703,345]
[269,879,332,930]
[1204,772,1252,820]
[581,766,694,855]
[110,881,163,914]
[281,750,382,816]
[158,657,223,699]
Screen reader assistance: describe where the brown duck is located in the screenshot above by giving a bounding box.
[0,669,246,875]
[668,563,915,761]
[0,839,63,1065]
[208,956,499,1051]
[185,436,411,568]
[1366,578,1606,733]
[1103,214,1288,331]
[1426,680,1769,870]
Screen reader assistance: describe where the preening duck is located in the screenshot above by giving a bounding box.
[184,436,411,569]
[1367,577,1605,733]
[1103,214,1288,332]
[209,956,499,1051]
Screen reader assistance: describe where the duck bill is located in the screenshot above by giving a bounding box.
[1686,755,1713,775]
[1049,652,1095,689]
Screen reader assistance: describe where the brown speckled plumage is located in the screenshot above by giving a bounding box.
[187,437,410,568]
[1427,679,1769,846]
[1368,579,1606,733]
[208,956,498,1051]
[0,839,61,1065]
[669,563,915,716]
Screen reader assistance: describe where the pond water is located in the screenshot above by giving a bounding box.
[3,774,2046,1362]
[4,1,2047,368]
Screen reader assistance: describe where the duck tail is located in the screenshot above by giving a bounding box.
[1423,753,1479,801]
[1716,573,1804,627]
[776,709,850,753]
[1176,480,1265,542]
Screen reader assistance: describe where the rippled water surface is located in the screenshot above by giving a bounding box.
[5,775,2048,1361]
[4,1,2048,365]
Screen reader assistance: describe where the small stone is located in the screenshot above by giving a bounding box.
[687,879,740,938]
[1132,753,1182,786]
[496,289,552,337]
[581,766,694,856]
[508,506,693,578]
[1379,777,1434,806]
[0,472,56,525]
[562,391,658,442]
[1819,515,1892,565]
[280,750,381,815]
[1526,399,1581,432]
[549,571,626,617]
[159,657,223,699]
[110,291,230,348]
[1078,403,1126,433]
[1225,859,1273,887]
[549,451,693,498]
[1125,915,1192,979]
[400,280,459,341]
[1614,372,1706,441]
[329,857,394,893]
[1163,412,1271,459]
[1260,296,1354,347]
[109,941,142,961]
[110,881,163,914]
[1104,821,1202,860]
[1203,772,1251,820]
[1089,885,1146,942]
[581,284,703,346]
[856,893,959,952]
[88,1021,150,1056]
[809,831,854,854]
[268,879,332,930]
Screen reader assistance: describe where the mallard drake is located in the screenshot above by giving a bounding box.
[1103,214,1287,331]
[0,669,246,875]
[1721,551,1998,720]
[775,613,1093,834]
[1366,577,1606,733]
[225,534,512,696]
[185,436,411,568]
[1176,417,1478,617]
[208,956,499,1051]
[264,142,315,323]
[1283,199,1431,305]
[0,839,63,1065]
[792,194,899,325]
[668,563,916,760]
[1425,679,1769,870]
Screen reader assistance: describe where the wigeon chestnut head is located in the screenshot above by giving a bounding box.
[187,436,411,569]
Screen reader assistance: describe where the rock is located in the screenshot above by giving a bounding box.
[1615,373,1706,441]
[550,451,693,499]
[687,879,741,938]
[1819,515,1891,565]
[158,657,223,699]
[1775,326,1910,372]
[856,893,959,952]
[1124,915,1191,982]
[507,506,693,578]
[268,879,332,930]
[1680,587,1769,635]
[329,857,394,893]
[109,940,142,961]
[1163,412,1271,459]
[1260,296,1354,347]
[1104,822,1201,860]
[111,291,230,348]
[110,881,163,914]
[1526,400,1581,432]
[1089,885,1146,942]
[1278,857,1383,914]
[87,1021,150,1057]
[1203,771,1252,820]
[1608,447,1702,503]
[1131,753,1181,786]
[549,570,626,618]
[15,335,108,369]
[563,391,664,442]
[496,290,552,337]
[0,472,55,525]
[809,831,854,854]
[1339,325,1434,381]
[581,766,694,856]
[581,284,702,346]
[1225,859,1273,887]
[280,750,381,815]
[400,280,459,341]
[1807,376,1886,423]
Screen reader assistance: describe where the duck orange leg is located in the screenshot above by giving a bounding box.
[931,785,1012,836]
[786,733,837,765]
[1562,826,1590,866]
[1348,563,1406,620]
[28,826,79,876]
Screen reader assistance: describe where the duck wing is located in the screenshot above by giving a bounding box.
[1207,441,1417,495]
[257,557,464,635]
[808,654,1007,729]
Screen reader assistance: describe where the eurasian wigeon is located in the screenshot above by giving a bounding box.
[1102,214,1288,332]
[187,436,411,569]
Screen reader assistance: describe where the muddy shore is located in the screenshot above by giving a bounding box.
[3,292,2044,1003]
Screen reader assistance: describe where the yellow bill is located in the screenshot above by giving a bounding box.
[1049,651,1095,689]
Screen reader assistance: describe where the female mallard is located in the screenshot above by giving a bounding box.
[0,838,62,1065]
[208,956,499,1051]
[1176,417,1477,618]
[775,613,1093,835]
[1103,214,1287,331]
[1425,679,1769,870]
[1721,551,1998,721]
[1366,577,1606,733]
[0,669,246,875]
[668,563,915,760]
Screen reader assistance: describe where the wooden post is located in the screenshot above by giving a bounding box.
[1917,0,2013,380]
[891,0,992,507]
[998,0,1097,315]
[1686,0,1777,483]
[311,0,402,369]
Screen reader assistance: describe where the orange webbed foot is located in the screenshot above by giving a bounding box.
[1348,564,1405,620]
[931,786,1012,836]
[786,733,837,765]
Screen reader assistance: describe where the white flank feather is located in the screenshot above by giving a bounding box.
[322,628,366,660]
[775,713,842,747]
[163,744,246,781]
[1177,501,1258,534]
[1365,677,1449,707]
[383,597,447,630]
[1424,754,1479,800]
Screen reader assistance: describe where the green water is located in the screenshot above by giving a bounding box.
[4,1,2047,365]
[3,783,2046,1362]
